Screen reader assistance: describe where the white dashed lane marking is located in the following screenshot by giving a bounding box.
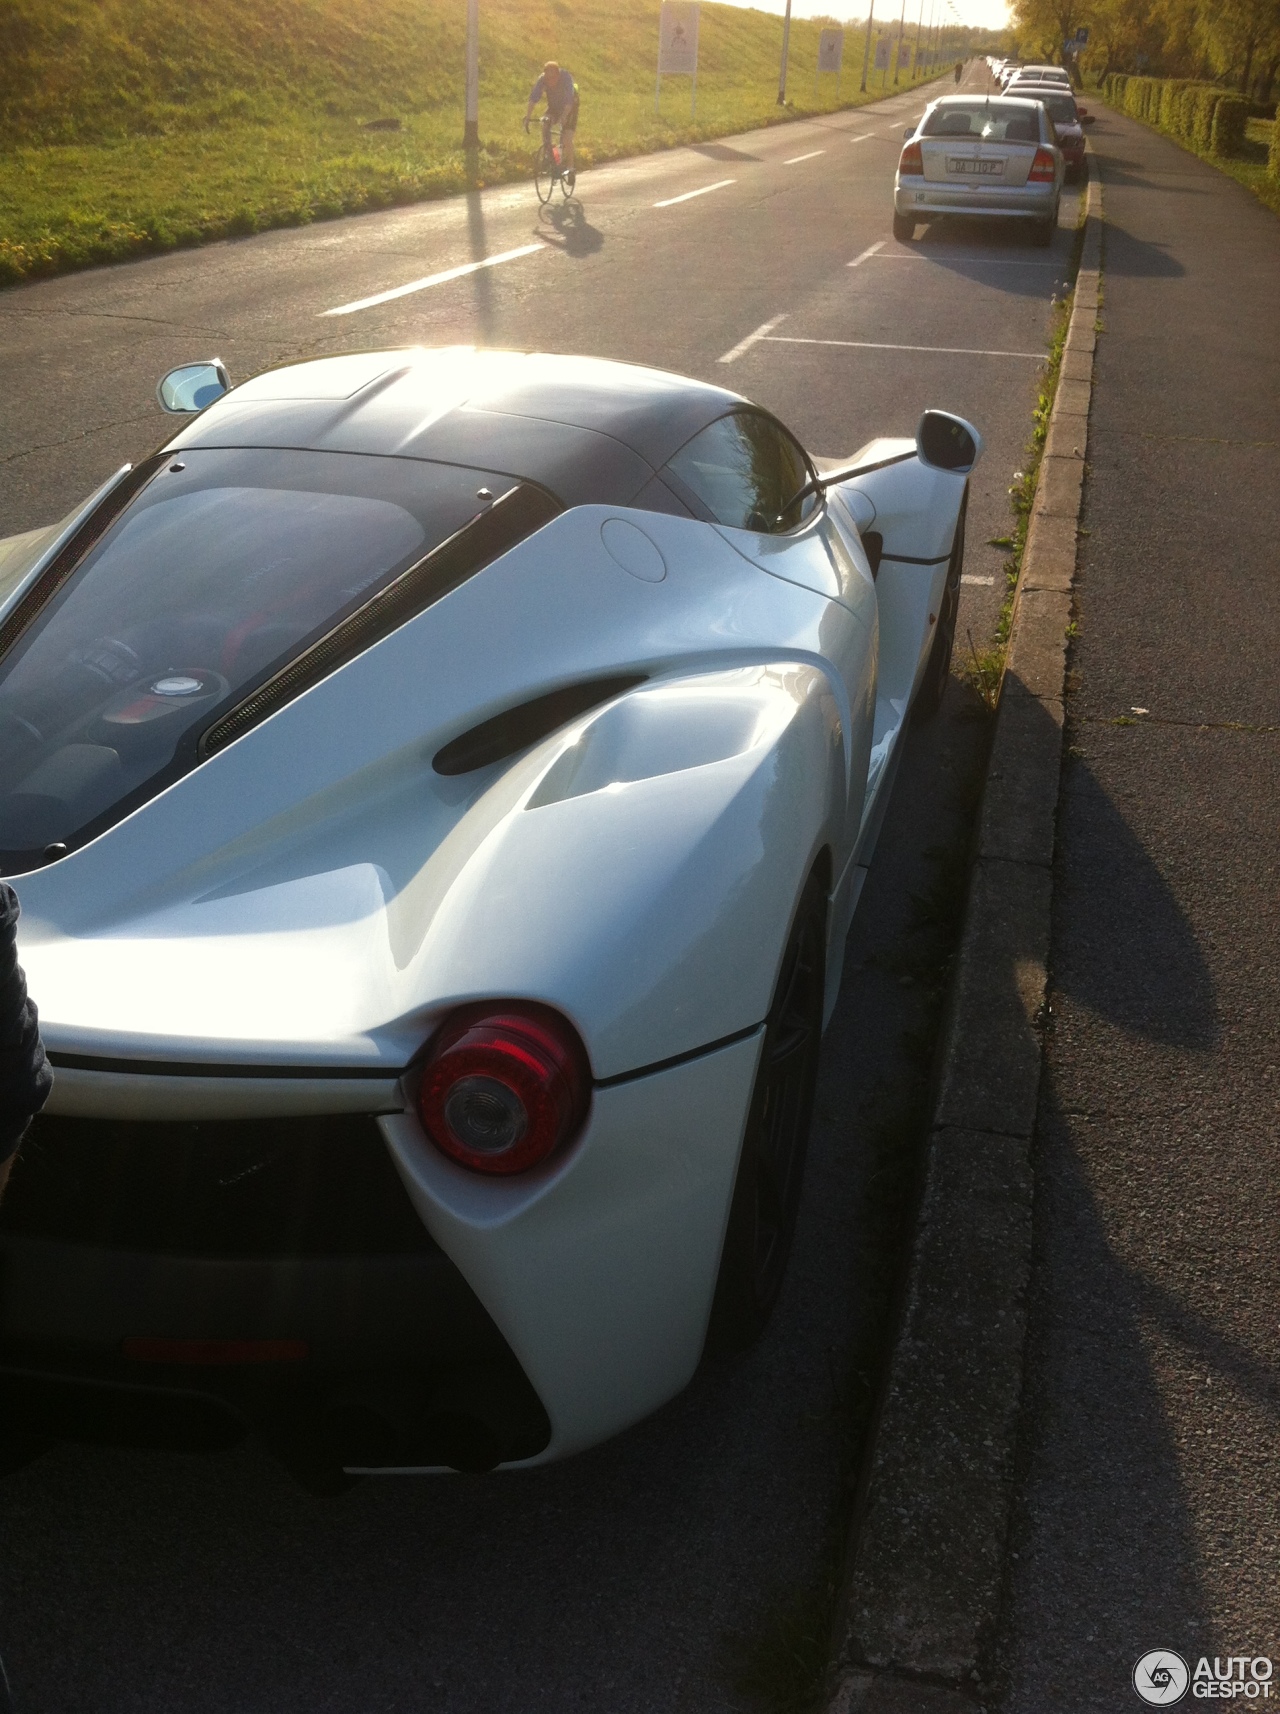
[784,150,826,165]
[654,178,736,208]
[718,314,788,365]
[323,244,544,316]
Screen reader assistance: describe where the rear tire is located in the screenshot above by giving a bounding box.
[707,872,826,1352]
[892,211,915,242]
[1031,204,1057,246]
[913,487,967,721]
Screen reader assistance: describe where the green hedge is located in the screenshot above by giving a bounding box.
[1102,71,1246,158]
[1210,95,1247,156]
[1271,117,1280,179]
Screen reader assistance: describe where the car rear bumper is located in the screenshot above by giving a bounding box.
[895,179,1058,219]
[0,1030,763,1472]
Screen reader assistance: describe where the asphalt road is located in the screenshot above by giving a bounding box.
[0,73,1077,1713]
[995,108,1280,1708]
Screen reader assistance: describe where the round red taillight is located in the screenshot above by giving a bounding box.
[417,1007,589,1175]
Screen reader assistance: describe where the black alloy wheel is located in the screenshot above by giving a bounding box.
[708,872,827,1351]
[914,486,968,721]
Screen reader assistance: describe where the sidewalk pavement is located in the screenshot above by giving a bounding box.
[994,106,1280,1708]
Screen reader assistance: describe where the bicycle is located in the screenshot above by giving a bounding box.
[529,114,574,205]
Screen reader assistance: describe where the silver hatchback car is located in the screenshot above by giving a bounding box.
[894,94,1063,245]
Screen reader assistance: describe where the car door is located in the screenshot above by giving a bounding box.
[660,409,878,872]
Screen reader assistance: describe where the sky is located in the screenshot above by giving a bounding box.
[714,0,1013,31]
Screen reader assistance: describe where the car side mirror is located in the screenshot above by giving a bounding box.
[157,360,231,414]
[904,126,914,139]
[917,409,983,473]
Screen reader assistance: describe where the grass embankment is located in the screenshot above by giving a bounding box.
[0,0,953,287]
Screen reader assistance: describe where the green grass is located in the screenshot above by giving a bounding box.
[0,0,976,287]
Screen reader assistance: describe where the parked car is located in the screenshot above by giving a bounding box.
[0,347,980,1483]
[1005,63,1070,92]
[894,94,1064,245]
[1016,84,1088,180]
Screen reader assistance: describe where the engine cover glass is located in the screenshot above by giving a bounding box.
[0,448,507,869]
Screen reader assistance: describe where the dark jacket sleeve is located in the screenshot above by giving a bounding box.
[0,882,52,1161]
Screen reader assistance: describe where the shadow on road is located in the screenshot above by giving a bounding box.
[995,1067,1216,1711]
[1050,747,1218,1050]
[535,200,604,257]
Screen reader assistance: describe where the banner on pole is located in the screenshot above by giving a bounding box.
[818,27,844,73]
[874,36,890,70]
[658,2,700,76]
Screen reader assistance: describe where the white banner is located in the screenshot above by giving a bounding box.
[818,27,844,73]
[658,2,700,76]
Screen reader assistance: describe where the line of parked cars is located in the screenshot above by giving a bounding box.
[892,59,1094,245]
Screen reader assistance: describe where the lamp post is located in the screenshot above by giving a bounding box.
[894,0,908,82]
[464,0,479,147]
[777,0,793,104]
[860,0,876,91]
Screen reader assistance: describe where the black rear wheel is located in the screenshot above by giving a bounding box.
[892,211,915,242]
[914,486,967,721]
[707,873,826,1351]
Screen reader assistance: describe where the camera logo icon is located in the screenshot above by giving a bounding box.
[1133,1651,1190,1705]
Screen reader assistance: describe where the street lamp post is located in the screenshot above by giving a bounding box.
[464,0,479,147]
[777,0,793,104]
[893,0,907,83]
[860,0,876,92]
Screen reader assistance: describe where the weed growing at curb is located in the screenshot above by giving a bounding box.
[960,269,1078,709]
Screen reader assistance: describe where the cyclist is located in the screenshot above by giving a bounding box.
[524,60,579,190]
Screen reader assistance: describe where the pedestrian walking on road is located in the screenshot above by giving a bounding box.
[954,59,964,82]
[0,880,52,1202]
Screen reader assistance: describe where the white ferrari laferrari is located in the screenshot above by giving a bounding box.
[0,348,979,1480]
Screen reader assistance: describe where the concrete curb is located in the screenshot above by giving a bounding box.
[826,164,1103,1706]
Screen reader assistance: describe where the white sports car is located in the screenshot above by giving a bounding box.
[0,348,979,1481]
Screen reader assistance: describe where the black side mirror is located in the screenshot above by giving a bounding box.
[917,409,983,472]
[157,360,231,414]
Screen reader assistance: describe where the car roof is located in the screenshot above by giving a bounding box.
[929,92,1045,107]
[169,348,747,507]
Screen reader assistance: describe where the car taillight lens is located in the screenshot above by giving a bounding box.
[898,141,924,175]
[1029,147,1057,182]
[417,1006,589,1175]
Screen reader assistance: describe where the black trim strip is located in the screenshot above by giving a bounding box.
[48,1052,396,1081]
[51,1020,766,1089]
[199,481,562,759]
[594,1022,764,1089]
[879,551,951,566]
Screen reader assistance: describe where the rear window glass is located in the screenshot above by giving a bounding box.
[0,448,510,867]
[665,411,815,534]
[924,103,1042,142]
[1024,92,1079,123]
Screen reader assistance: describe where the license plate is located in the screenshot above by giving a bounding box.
[946,157,1004,176]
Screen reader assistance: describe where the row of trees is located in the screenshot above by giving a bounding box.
[1008,0,1280,105]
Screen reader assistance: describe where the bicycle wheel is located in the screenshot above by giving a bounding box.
[534,147,556,206]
